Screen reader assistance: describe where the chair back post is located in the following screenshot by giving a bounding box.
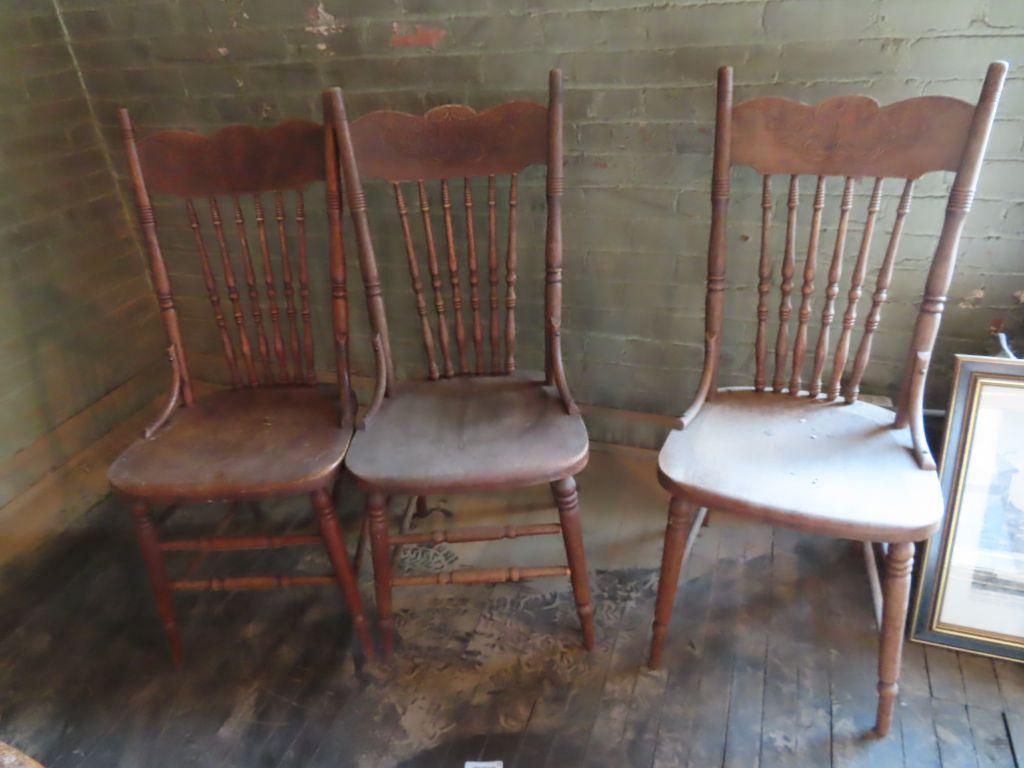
[681,66,731,425]
[544,68,565,386]
[118,107,194,406]
[328,88,396,397]
[544,69,578,413]
[708,66,733,387]
[894,61,1007,427]
[322,94,355,428]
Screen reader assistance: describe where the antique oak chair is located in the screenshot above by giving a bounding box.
[648,63,1006,736]
[327,70,595,658]
[108,103,373,662]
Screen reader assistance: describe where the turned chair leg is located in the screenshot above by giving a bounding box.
[552,476,596,651]
[312,488,375,661]
[353,514,370,578]
[366,491,394,659]
[875,541,914,736]
[130,500,183,665]
[649,497,705,669]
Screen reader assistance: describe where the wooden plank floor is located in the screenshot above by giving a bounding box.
[0,444,1020,767]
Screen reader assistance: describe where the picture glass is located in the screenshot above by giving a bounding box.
[935,377,1024,647]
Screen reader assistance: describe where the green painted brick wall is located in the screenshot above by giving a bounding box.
[0,1,163,468]
[51,0,1024,415]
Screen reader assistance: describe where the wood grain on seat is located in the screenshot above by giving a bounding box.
[658,390,943,542]
[345,373,589,495]
[109,387,351,503]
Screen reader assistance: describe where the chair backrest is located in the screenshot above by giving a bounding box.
[696,62,1007,424]
[119,108,355,426]
[326,71,578,414]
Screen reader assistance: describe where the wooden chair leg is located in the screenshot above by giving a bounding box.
[875,541,914,736]
[247,500,265,523]
[863,541,885,630]
[130,500,183,665]
[649,497,704,669]
[331,471,344,509]
[552,476,595,651]
[366,491,394,659]
[353,513,370,577]
[312,488,375,661]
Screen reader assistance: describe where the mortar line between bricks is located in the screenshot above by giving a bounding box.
[73,33,1017,67]
[60,19,1024,45]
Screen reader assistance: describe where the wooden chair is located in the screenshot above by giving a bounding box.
[326,70,595,658]
[107,102,373,663]
[648,63,1007,736]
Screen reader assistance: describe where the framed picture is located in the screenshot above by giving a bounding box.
[912,354,1024,661]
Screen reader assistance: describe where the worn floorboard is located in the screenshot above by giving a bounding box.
[0,446,1020,767]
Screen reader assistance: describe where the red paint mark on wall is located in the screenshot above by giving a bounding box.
[390,23,446,48]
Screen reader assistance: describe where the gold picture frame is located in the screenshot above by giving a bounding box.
[912,354,1024,661]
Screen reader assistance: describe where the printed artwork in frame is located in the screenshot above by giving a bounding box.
[912,354,1024,661]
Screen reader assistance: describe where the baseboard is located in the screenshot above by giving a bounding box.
[0,391,162,564]
[0,360,165,509]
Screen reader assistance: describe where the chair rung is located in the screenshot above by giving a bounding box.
[171,574,335,591]
[155,504,180,526]
[392,565,569,587]
[160,533,321,552]
[390,522,562,546]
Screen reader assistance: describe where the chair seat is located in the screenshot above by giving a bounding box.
[345,372,589,494]
[657,389,943,542]
[108,386,352,502]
